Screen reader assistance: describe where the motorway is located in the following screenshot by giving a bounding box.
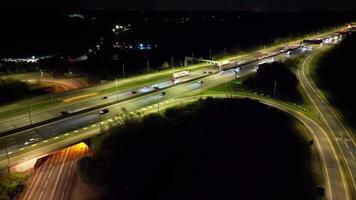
[0,65,215,132]
[0,47,307,169]
[0,36,329,133]
[0,26,354,200]
[297,46,356,198]
[22,142,88,200]
[18,91,351,200]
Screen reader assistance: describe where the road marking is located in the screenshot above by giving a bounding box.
[38,191,43,200]
[74,130,79,133]
[299,49,354,198]
[48,169,53,178]
[83,127,88,130]
[44,180,48,189]
[349,152,355,160]
[60,192,65,200]
[49,148,70,199]
[64,180,68,189]
[19,148,25,151]
[148,106,153,109]
[344,142,350,149]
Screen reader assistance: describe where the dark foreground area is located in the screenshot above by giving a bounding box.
[314,33,356,129]
[78,98,317,200]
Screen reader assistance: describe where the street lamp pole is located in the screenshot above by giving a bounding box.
[27,101,33,126]
[171,57,174,70]
[158,96,161,113]
[273,81,277,98]
[115,78,119,102]
[146,60,150,73]
[2,139,10,174]
[157,93,166,113]
[99,114,102,134]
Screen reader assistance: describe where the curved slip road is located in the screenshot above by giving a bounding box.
[200,93,349,200]
[297,46,356,199]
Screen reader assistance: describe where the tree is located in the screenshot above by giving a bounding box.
[161,61,170,70]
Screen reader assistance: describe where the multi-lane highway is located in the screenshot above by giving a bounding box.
[22,142,88,200]
[0,46,307,170]
[297,46,356,198]
[0,25,354,200]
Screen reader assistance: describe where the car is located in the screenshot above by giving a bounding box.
[254,66,259,70]
[60,111,70,115]
[153,86,160,90]
[197,80,204,84]
[160,92,166,96]
[24,138,40,146]
[100,96,108,100]
[130,90,138,95]
[99,108,109,115]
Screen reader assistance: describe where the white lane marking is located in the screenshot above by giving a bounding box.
[350,152,356,160]
[44,180,48,189]
[344,141,349,149]
[64,180,68,189]
[48,169,53,178]
[60,192,65,200]
[38,191,44,200]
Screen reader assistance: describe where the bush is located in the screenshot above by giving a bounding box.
[242,61,302,102]
[0,173,27,200]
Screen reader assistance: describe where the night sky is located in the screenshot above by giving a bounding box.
[2,0,356,11]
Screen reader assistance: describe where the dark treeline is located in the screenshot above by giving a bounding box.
[78,98,317,200]
[0,173,27,200]
[1,12,355,81]
[0,79,48,104]
[242,61,302,102]
[314,33,356,128]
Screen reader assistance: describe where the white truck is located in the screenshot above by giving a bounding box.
[173,71,190,79]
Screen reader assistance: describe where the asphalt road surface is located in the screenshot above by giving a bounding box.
[22,143,88,200]
[297,47,356,198]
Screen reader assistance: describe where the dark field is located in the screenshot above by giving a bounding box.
[79,98,317,200]
[313,33,356,129]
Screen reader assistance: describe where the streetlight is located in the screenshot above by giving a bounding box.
[171,57,174,70]
[99,109,109,134]
[157,92,166,113]
[122,63,125,78]
[1,138,10,174]
[27,101,33,126]
[115,78,119,102]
